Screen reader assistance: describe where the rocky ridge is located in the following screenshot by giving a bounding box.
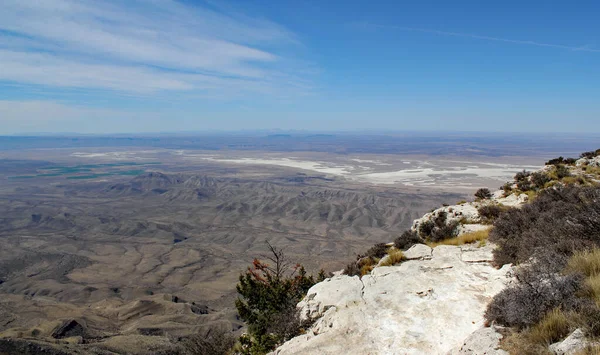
[270,156,600,355]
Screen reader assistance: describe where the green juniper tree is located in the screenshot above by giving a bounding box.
[235,242,324,355]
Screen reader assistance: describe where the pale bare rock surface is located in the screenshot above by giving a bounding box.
[446,326,508,355]
[549,329,588,355]
[271,244,513,355]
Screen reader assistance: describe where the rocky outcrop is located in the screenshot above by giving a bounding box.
[272,154,600,355]
[549,329,588,355]
[446,326,508,355]
[577,156,600,167]
[272,244,513,355]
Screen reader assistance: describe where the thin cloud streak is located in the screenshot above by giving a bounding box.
[0,0,312,95]
[365,23,599,53]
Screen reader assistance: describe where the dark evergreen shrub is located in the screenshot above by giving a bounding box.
[477,205,507,223]
[418,220,435,237]
[365,243,389,259]
[516,180,532,192]
[429,220,459,242]
[343,262,360,277]
[555,164,571,179]
[581,149,600,159]
[514,170,531,182]
[546,157,577,166]
[474,188,493,200]
[530,172,551,189]
[394,230,422,250]
[236,243,318,354]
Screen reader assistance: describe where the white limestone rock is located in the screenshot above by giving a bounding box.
[577,156,600,167]
[412,204,481,232]
[549,328,587,355]
[446,326,508,355]
[460,244,495,263]
[494,193,528,207]
[403,244,432,260]
[296,275,364,321]
[272,244,513,355]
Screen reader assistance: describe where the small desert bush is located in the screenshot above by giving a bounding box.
[488,182,600,353]
[490,185,600,267]
[417,212,460,242]
[429,220,459,242]
[394,230,422,250]
[457,200,467,205]
[477,204,507,224]
[547,157,577,166]
[517,180,533,192]
[345,253,380,277]
[364,243,389,259]
[556,164,572,179]
[427,229,489,248]
[345,243,392,277]
[485,255,584,329]
[474,188,492,200]
[515,170,531,182]
[418,220,435,237]
[344,261,360,277]
[531,172,552,189]
[379,250,405,267]
[581,150,600,159]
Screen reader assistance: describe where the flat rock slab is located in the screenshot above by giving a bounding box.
[272,244,512,355]
[447,326,508,355]
[403,244,432,260]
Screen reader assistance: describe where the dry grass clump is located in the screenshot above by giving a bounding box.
[568,249,600,307]
[585,275,600,307]
[358,257,377,276]
[427,229,489,248]
[379,250,405,267]
[501,331,553,355]
[575,345,600,355]
[585,165,600,176]
[562,176,590,186]
[502,309,573,355]
[568,249,600,277]
[528,308,573,345]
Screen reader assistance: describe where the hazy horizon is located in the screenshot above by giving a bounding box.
[1,0,599,134]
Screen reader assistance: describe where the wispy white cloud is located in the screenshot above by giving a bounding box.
[0,0,310,95]
[361,23,599,53]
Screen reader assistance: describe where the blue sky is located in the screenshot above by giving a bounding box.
[0,0,598,134]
